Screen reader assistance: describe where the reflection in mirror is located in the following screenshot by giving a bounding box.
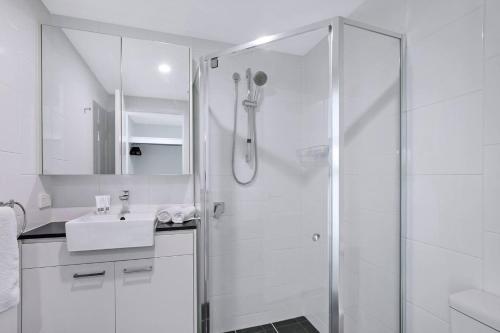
[121,38,191,175]
[42,25,121,175]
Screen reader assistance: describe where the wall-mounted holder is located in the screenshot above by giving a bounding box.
[0,199,27,235]
[296,145,330,167]
[130,146,142,156]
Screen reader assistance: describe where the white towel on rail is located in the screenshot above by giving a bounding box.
[0,207,19,313]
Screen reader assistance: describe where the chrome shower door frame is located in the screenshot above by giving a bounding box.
[198,16,406,333]
[332,18,406,333]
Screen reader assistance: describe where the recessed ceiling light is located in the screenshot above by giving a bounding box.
[158,64,171,74]
[254,35,273,44]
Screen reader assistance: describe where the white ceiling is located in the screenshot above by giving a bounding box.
[42,0,367,45]
[63,29,190,100]
[122,38,190,101]
[63,28,120,94]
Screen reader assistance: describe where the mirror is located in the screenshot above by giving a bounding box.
[121,38,191,175]
[41,26,192,175]
[42,25,121,175]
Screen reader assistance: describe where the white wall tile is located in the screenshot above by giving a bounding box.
[348,0,408,34]
[264,283,303,322]
[405,1,489,332]
[344,173,399,216]
[407,9,483,109]
[407,0,483,43]
[148,175,193,204]
[407,175,482,257]
[0,1,50,329]
[0,84,21,153]
[450,309,499,333]
[0,0,52,237]
[407,91,483,175]
[343,210,399,272]
[98,175,150,206]
[485,0,500,58]
[483,232,500,296]
[405,302,450,333]
[0,306,18,333]
[406,240,482,322]
[484,145,500,234]
[484,56,500,145]
[49,175,99,207]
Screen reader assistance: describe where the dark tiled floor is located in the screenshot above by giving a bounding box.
[273,316,319,333]
[224,316,319,333]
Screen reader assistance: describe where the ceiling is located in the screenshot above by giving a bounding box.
[121,38,190,101]
[42,0,368,45]
[63,28,190,101]
[63,28,120,95]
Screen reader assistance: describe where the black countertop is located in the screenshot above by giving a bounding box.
[19,220,197,240]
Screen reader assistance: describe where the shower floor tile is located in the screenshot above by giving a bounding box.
[224,316,319,333]
[273,316,319,333]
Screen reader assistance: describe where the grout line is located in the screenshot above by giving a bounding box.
[406,5,484,45]
[406,238,483,259]
[481,0,487,301]
[406,89,483,113]
[407,173,483,176]
[406,300,450,326]
[451,306,500,332]
[0,149,23,155]
[485,53,500,62]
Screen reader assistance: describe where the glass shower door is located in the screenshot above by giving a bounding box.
[204,27,332,333]
[339,22,402,333]
[198,17,404,333]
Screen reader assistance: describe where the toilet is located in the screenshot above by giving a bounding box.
[450,289,500,333]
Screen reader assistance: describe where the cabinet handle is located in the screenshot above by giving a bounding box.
[123,266,153,274]
[73,270,106,279]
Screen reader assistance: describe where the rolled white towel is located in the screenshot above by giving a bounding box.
[156,208,172,223]
[157,205,196,224]
[171,206,196,223]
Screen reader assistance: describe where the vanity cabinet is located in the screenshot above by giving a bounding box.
[115,256,194,333]
[22,262,115,333]
[21,231,196,333]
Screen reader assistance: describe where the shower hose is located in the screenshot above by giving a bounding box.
[232,79,258,185]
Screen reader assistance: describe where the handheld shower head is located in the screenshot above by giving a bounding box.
[232,72,241,82]
[253,71,268,86]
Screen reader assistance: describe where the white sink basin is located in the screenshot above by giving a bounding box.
[66,213,156,252]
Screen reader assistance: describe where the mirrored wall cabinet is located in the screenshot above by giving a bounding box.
[41,25,192,175]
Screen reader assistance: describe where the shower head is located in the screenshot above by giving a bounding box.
[253,71,268,87]
[232,72,241,82]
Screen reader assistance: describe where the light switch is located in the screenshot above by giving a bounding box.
[38,193,52,209]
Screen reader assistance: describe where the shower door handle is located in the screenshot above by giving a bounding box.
[312,233,321,242]
[213,202,225,219]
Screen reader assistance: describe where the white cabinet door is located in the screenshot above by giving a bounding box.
[115,256,194,333]
[22,262,115,333]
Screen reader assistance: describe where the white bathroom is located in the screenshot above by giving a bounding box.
[0,0,499,332]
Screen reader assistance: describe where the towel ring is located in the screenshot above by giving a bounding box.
[0,199,27,235]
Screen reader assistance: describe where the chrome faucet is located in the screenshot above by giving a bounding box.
[119,190,130,215]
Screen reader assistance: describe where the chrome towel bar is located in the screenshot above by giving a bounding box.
[0,199,27,234]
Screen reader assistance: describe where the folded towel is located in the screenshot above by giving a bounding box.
[156,206,196,224]
[0,207,20,313]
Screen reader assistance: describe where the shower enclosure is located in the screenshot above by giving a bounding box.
[195,17,405,333]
